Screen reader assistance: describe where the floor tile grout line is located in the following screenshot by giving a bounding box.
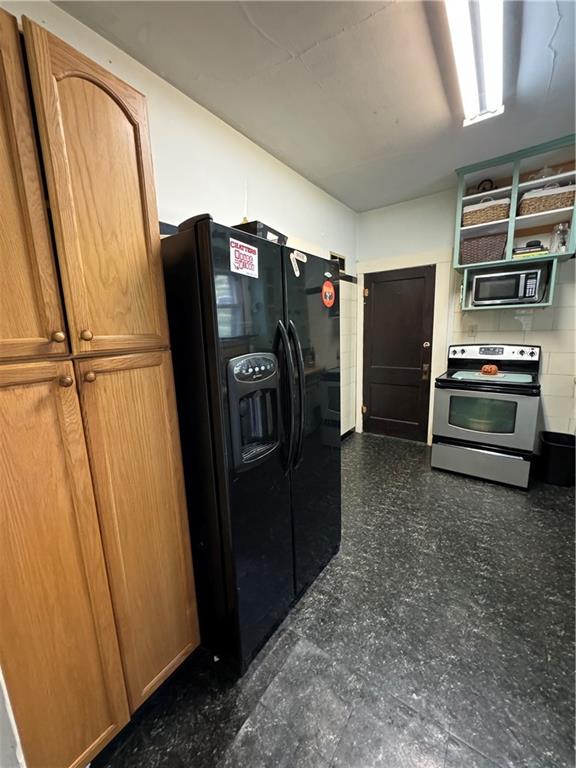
[327,698,357,768]
[217,628,303,760]
[442,734,450,768]
[289,626,509,768]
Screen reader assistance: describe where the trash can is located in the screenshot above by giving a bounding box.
[540,432,575,487]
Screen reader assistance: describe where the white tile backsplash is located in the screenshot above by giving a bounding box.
[547,416,576,433]
[541,395,575,419]
[548,352,575,375]
[497,307,555,332]
[539,374,576,398]
[553,305,576,330]
[555,281,576,307]
[524,330,575,353]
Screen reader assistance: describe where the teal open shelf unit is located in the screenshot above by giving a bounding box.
[453,134,576,311]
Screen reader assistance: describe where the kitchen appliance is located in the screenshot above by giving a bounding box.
[232,218,287,245]
[162,214,341,672]
[471,266,547,306]
[431,344,541,488]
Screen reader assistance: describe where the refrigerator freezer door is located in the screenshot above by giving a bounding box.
[205,223,295,669]
[284,250,341,596]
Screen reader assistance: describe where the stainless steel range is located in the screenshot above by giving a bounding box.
[431,344,541,488]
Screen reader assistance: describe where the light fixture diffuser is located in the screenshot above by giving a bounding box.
[444,0,504,126]
[479,0,504,114]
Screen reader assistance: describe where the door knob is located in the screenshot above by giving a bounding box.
[59,376,74,387]
[80,329,93,341]
[51,330,66,343]
[84,371,96,383]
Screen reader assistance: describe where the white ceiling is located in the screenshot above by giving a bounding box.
[57,1,575,212]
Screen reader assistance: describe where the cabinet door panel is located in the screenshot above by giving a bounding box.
[0,10,66,360]
[23,18,168,355]
[0,361,129,768]
[77,352,199,710]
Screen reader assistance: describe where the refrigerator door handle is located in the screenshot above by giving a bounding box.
[276,320,296,472]
[288,320,306,469]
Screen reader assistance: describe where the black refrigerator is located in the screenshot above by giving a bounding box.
[162,215,341,673]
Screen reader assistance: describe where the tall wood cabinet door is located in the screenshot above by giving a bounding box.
[76,351,200,710]
[0,360,129,768]
[22,18,169,356]
[0,10,67,361]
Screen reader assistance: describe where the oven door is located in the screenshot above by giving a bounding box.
[432,386,539,452]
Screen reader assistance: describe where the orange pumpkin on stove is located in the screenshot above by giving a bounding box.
[481,364,499,376]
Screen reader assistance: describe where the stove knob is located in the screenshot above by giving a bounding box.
[460,348,465,355]
[451,349,457,356]
[519,349,525,356]
[529,350,535,357]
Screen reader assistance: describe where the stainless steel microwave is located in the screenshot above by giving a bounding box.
[472,268,543,306]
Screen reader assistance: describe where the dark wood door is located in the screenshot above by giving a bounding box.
[363,265,435,441]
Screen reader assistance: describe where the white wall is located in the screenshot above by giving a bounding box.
[0,669,24,768]
[3,1,356,262]
[340,280,358,434]
[355,190,458,442]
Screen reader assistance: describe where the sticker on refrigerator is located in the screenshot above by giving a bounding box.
[230,238,258,279]
[321,280,335,308]
[289,250,307,277]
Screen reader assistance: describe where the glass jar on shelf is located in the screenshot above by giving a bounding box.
[550,222,570,254]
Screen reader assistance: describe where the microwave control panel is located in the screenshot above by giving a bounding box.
[524,272,538,298]
[448,344,540,361]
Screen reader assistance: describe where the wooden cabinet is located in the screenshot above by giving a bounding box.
[0,10,67,361]
[0,361,129,768]
[76,352,199,710]
[0,13,199,764]
[22,17,169,356]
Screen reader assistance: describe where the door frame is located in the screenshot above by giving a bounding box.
[356,257,451,445]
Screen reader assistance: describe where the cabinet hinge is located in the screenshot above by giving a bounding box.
[363,287,369,298]
[362,405,367,414]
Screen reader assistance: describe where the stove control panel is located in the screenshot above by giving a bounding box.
[448,344,540,361]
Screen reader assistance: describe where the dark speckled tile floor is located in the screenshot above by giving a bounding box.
[93,434,575,768]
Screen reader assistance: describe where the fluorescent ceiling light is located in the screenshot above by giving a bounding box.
[479,0,504,114]
[444,0,504,127]
[445,0,479,121]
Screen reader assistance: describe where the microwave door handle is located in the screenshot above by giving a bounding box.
[472,274,480,304]
[518,273,526,297]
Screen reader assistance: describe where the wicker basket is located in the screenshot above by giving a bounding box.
[518,185,575,216]
[460,233,507,265]
[462,197,510,227]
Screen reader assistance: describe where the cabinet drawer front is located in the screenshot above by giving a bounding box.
[23,18,169,355]
[77,352,199,709]
[0,10,67,361]
[0,360,129,768]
